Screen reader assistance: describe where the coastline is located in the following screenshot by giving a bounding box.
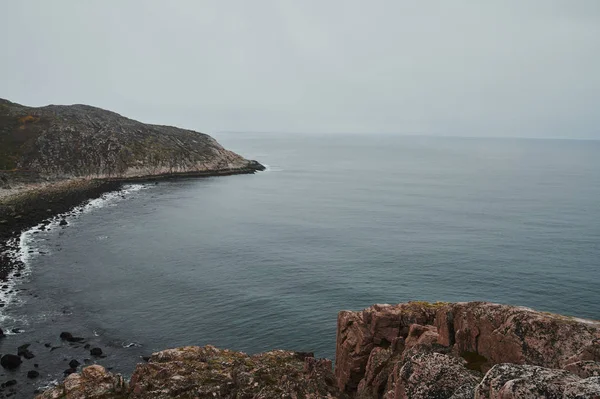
[34,301,600,398]
[0,166,264,397]
[0,164,263,281]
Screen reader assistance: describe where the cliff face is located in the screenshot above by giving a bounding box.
[35,302,600,399]
[0,99,262,178]
[335,301,600,398]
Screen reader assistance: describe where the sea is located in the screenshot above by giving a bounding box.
[1,133,599,392]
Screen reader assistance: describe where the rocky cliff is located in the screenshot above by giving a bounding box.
[35,302,600,398]
[335,301,600,398]
[0,98,263,179]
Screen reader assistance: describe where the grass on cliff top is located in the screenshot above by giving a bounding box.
[408,301,449,309]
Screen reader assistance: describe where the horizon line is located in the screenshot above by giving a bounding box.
[216,131,600,142]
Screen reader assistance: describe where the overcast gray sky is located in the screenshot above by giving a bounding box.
[1,1,599,138]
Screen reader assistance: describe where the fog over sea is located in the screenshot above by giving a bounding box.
[2,133,599,383]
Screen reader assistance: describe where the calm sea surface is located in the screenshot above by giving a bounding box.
[2,134,600,384]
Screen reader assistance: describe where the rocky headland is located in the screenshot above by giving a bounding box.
[33,302,600,398]
[0,98,264,278]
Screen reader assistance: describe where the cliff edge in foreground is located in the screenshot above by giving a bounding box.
[0,98,263,184]
[37,302,600,399]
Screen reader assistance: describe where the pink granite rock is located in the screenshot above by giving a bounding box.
[436,302,600,371]
[335,302,440,393]
[564,361,600,378]
[394,352,479,399]
[336,301,600,397]
[474,363,600,399]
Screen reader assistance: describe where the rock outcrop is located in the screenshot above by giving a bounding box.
[336,301,600,398]
[474,364,600,399]
[37,346,341,399]
[0,98,263,179]
[36,302,600,398]
[36,364,128,399]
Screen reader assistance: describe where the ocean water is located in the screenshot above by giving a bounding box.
[2,133,600,386]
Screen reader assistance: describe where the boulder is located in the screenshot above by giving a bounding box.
[1,380,17,388]
[1,354,22,369]
[68,359,81,369]
[36,365,127,399]
[60,332,85,342]
[18,343,35,359]
[27,370,39,379]
[393,352,480,399]
[90,347,103,356]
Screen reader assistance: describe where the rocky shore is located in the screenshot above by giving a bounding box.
[0,98,265,397]
[33,302,600,398]
[0,97,265,282]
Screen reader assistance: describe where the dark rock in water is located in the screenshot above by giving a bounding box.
[27,370,39,379]
[142,356,150,362]
[11,328,23,334]
[13,273,21,277]
[64,368,76,376]
[59,332,84,342]
[44,343,51,348]
[0,328,4,338]
[1,354,21,369]
[17,344,35,359]
[34,363,39,368]
[83,344,90,349]
[59,219,67,226]
[68,359,80,369]
[1,379,17,388]
[90,348,103,357]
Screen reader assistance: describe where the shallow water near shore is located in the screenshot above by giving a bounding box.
[2,133,600,393]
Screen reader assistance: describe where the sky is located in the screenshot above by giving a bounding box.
[1,1,599,138]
